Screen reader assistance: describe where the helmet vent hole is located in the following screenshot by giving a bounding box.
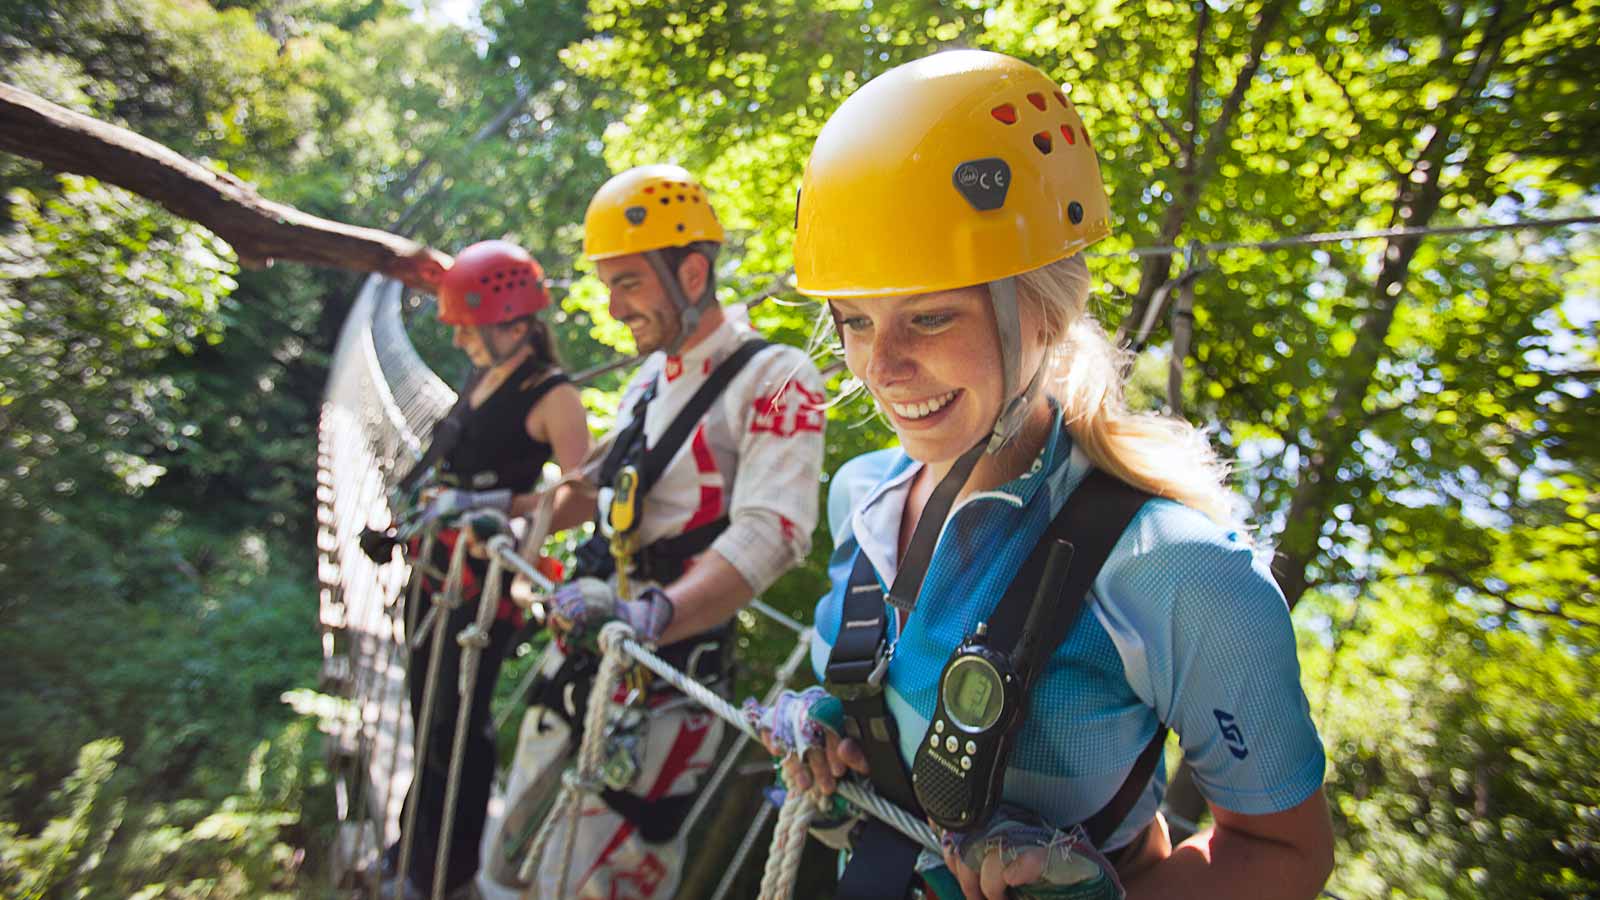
[677,194,686,202]
[644,186,655,194]
[660,197,670,205]
[1027,92,1047,111]
[1032,131,1053,154]
[990,104,1018,124]
[676,223,686,232]
[1060,125,1076,144]
[1053,91,1068,108]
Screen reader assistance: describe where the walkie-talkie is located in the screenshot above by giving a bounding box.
[912,538,1075,832]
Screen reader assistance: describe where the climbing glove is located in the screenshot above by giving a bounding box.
[358,525,401,563]
[941,803,1125,900]
[396,487,512,539]
[743,686,845,757]
[547,577,675,652]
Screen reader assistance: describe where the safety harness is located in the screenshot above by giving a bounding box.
[544,338,769,842]
[826,468,1167,899]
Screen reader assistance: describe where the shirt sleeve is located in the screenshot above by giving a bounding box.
[710,345,827,594]
[1097,501,1326,816]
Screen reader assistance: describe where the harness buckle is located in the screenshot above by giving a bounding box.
[829,642,893,699]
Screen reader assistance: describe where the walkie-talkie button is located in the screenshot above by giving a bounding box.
[935,720,945,733]
[960,756,972,770]
[929,735,939,748]
[945,736,958,753]
[965,740,977,755]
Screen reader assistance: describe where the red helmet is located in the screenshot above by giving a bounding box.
[437,240,551,326]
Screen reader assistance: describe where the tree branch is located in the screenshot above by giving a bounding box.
[1142,93,1187,157]
[1117,0,1290,344]
[0,83,451,291]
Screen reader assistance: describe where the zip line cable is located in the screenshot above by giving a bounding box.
[528,211,1600,298]
[1119,212,1600,258]
[463,211,1599,394]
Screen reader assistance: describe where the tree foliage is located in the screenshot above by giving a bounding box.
[1,0,1597,896]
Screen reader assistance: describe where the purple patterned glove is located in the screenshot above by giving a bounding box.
[549,578,674,650]
[743,686,836,756]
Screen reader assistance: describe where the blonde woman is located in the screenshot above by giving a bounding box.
[752,51,1333,900]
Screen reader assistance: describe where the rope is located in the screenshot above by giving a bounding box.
[393,532,471,898]
[525,213,1600,333]
[1120,212,1600,259]
[518,621,635,897]
[757,791,819,900]
[678,628,815,839]
[430,534,513,900]
[602,627,942,854]
[709,800,775,900]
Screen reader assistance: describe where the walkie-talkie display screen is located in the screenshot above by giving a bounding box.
[942,657,1003,731]
[957,669,991,718]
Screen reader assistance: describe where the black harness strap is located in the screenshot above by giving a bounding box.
[573,340,769,581]
[826,441,988,813]
[981,470,1166,848]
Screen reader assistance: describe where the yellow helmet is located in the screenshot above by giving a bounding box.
[793,50,1111,299]
[583,164,725,261]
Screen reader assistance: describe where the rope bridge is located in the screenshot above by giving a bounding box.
[314,275,851,899]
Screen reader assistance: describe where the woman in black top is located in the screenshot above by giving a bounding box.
[383,240,588,900]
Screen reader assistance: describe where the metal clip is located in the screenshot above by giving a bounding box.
[867,642,894,688]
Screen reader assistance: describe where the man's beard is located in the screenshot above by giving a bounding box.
[634,309,681,355]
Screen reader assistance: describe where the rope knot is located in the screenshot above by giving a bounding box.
[599,619,637,655]
[561,767,604,794]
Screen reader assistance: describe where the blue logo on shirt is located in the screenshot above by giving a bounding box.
[1214,709,1249,759]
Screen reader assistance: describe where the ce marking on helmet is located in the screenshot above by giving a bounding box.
[953,158,1011,212]
[961,166,1006,190]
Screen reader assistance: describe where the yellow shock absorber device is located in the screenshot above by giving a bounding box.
[608,465,642,601]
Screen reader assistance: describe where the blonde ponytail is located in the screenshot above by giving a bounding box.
[1018,255,1240,528]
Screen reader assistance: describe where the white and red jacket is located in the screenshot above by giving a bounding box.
[587,316,826,595]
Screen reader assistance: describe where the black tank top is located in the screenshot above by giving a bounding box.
[439,356,570,494]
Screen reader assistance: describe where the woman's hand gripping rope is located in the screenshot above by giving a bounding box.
[746,687,870,849]
[939,803,1125,900]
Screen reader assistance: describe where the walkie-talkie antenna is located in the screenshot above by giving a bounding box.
[1010,538,1075,676]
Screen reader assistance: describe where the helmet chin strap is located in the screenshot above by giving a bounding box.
[886,277,1046,613]
[986,277,1046,453]
[644,249,716,357]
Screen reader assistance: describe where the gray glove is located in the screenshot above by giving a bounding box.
[943,804,1126,900]
[397,487,512,539]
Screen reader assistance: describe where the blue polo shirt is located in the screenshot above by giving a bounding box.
[813,418,1325,851]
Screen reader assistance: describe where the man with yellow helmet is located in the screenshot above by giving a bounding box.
[488,165,827,899]
[753,50,1334,900]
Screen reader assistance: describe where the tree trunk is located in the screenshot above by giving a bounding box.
[1271,10,1514,608]
[0,83,450,291]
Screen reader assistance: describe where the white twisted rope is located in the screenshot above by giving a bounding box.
[757,790,820,900]
[431,533,514,900]
[518,621,636,897]
[393,532,471,898]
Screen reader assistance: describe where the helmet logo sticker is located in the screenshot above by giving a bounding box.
[625,205,647,225]
[953,158,1011,211]
[465,292,482,308]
